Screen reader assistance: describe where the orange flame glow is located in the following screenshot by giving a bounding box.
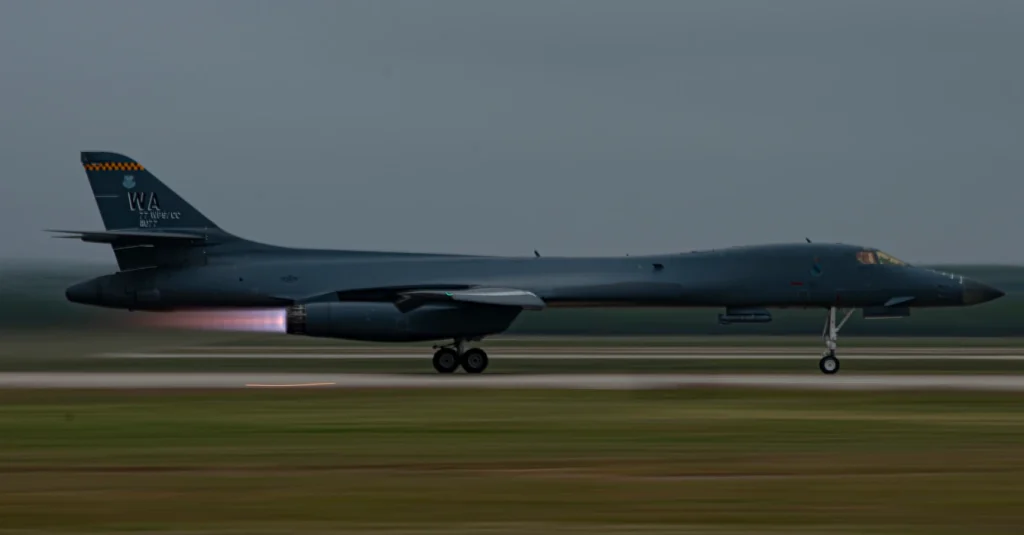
[133,308,287,333]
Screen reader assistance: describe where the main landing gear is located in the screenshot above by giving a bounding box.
[432,339,489,374]
[819,306,856,375]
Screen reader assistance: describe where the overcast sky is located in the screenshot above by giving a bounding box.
[1,0,1021,265]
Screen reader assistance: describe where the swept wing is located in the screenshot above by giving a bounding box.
[395,287,546,311]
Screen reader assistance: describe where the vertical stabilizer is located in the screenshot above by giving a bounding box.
[79,151,218,270]
[80,151,217,231]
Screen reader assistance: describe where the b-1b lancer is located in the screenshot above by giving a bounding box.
[57,152,1004,374]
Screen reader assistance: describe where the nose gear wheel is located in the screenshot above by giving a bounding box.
[820,307,855,375]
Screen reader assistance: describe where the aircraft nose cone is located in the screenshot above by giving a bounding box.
[65,280,98,304]
[962,280,1005,305]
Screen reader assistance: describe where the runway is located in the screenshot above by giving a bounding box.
[6,372,1024,390]
[99,351,1024,360]
[14,349,1024,391]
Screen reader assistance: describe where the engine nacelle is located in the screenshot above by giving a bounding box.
[285,302,522,342]
[718,307,772,325]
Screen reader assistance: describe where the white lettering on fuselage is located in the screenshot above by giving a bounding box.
[926,269,965,286]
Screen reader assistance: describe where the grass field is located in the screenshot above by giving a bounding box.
[1,388,1023,534]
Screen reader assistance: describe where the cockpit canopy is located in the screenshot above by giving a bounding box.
[856,249,909,266]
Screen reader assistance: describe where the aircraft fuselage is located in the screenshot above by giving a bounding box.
[67,242,999,312]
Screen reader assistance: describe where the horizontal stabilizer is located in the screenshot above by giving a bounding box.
[396,287,547,312]
[46,229,206,245]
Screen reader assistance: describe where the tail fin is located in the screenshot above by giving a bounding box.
[78,151,222,271]
[81,151,217,231]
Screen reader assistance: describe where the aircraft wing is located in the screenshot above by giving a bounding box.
[396,287,547,311]
[45,229,206,245]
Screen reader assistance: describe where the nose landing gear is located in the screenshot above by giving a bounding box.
[820,306,855,375]
[819,351,840,374]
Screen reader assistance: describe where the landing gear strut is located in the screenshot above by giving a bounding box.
[819,306,855,375]
[432,339,489,374]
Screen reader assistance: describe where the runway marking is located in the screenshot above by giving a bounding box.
[245,382,337,388]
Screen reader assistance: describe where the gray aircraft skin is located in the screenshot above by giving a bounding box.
[58,152,1004,374]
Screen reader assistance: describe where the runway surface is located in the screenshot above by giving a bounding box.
[11,350,1024,391]
[99,351,1024,360]
[6,372,1024,390]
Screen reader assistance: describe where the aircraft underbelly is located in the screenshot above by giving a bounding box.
[835,289,886,307]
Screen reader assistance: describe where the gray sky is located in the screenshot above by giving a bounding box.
[2,0,1022,265]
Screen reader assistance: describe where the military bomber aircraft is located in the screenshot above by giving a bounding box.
[57,152,1005,375]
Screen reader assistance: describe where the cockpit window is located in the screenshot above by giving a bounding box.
[857,249,909,266]
[875,251,908,266]
[856,251,877,264]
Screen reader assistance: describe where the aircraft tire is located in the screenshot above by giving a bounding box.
[819,352,840,375]
[460,348,489,374]
[433,348,460,373]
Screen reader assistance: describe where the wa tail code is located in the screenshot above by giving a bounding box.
[127,191,162,212]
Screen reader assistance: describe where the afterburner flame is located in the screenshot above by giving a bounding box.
[135,308,287,333]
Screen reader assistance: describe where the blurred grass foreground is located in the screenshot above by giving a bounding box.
[1,388,1023,534]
